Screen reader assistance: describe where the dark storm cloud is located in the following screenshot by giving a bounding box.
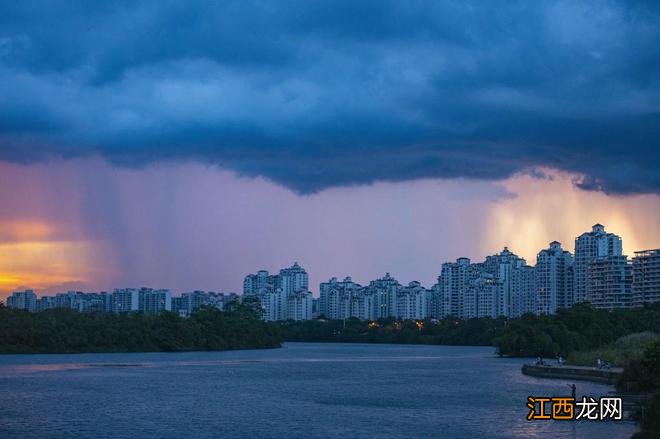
[1,0,659,194]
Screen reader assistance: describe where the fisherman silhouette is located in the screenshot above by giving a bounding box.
[567,383,576,399]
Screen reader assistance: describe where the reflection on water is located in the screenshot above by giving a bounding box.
[0,343,637,438]
[0,354,492,376]
[0,351,496,377]
[0,363,147,375]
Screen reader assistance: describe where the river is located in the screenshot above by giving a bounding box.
[0,343,637,438]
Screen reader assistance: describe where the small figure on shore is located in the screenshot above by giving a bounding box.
[558,355,565,366]
[596,358,602,369]
[567,383,576,399]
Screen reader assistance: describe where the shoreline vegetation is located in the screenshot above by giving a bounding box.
[567,332,659,368]
[1,302,658,357]
[617,341,660,438]
[280,303,660,358]
[0,302,282,354]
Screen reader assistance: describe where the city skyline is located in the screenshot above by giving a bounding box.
[4,222,657,299]
[0,190,660,297]
[8,227,659,322]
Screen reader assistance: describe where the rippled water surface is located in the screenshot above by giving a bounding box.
[0,343,637,438]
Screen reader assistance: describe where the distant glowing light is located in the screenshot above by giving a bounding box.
[0,221,98,296]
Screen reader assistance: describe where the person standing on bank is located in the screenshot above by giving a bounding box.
[567,383,576,399]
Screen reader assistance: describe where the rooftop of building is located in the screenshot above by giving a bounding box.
[634,249,660,257]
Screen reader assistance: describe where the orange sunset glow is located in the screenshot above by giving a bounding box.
[484,170,660,263]
[0,220,99,297]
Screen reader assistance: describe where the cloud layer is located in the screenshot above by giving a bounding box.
[1,1,659,194]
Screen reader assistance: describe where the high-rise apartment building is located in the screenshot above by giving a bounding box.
[437,249,535,319]
[632,249,660,306]
[366,273,400,319]
[244,263,311,321]
[438,258,473,318]
[243,270,273,295]
[588,255,632,309]
[6,290,37,312]
[536,241,574,314]
[511,265,536,317]
[172,291,236,317]
[574,224,623,304]
[142,289,172,314]
[471,273,503,318]
[111,288,140,313]
[278,262,309,295]
[396,281,428,320]
[482,247,532,318]
[319,276,362,320]
[287,290,313,321]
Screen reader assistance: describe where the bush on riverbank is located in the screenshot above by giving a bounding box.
[0,303,283,353]
[493,303,660,358]
[618,341,660,438]
[567,332,660,368]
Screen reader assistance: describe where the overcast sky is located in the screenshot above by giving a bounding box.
[1,1,659,297]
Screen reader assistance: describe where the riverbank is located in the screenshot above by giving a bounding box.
[521,363,622,384]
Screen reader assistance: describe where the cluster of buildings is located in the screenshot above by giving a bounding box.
[243,262,314,321]
[5,288,239,317]
[318,274,429,321]
[4,224,660,322]
[244,224,659,321]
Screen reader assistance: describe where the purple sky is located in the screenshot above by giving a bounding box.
[1,158,659,298]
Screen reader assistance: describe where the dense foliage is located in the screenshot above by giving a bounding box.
[567,332,659,367]
[280,303,660,359]
[2,301,659,358]
[493,303,660,357]
[281,316,507,346]
[0,303,282,353]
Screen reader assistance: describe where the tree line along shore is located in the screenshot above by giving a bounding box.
[0,302,282,354]
[1,301,659,359]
